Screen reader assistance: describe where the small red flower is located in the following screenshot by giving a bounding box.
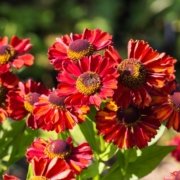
[0,36,34,73]
[33,90,87,133]
[0,72,19,123]
[48,28,112,70]
[3,174,20,180]
[164,170,180,180]
[26,137,93,176]
[30,158,74,180]
[169,136,180,161]
[108,39,176,108]
[96,100,161,149]
[57,54,118,107]
[7,79,49,127]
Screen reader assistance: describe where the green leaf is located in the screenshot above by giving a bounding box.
[102,151,125,180]
[127,145,175,178]
[101,145,175,180]
[75,106,102,153]
[78,160,100,179]
[123,148,139,164]
[78,118,100,152]
[86,106,97,122]
[69,123,86,145]
[0,119,39,176]
[8,126,39,164]
[99,142,117,161]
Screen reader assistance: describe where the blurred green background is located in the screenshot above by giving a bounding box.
[0,0,179,86]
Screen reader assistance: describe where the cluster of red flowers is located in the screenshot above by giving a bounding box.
[0,36,34,123]
[1,28,179,179]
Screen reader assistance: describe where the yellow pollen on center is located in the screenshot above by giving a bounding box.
[0,45,15,65]
[24,93,40,112]
[24,101,33,112]
[118,58,147,89]
[67,39,93,60]
[67,45,93,60]
[76,72,101,95]
[30,176,47,180]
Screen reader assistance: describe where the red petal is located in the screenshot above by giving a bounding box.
[0,36,8,46]
[12,54,34,68]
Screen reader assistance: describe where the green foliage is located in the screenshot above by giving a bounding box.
[127,145,175,179]
[101,150,125,180]
[78,160,102,180]
[102,145,175,180]
[72,106,100,153]
[0,119,39,176]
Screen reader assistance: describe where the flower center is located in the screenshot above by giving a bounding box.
[44,140,71,159]
[24,92,40,112]
[0,45,15,64]
[48,92,65,107]
[76,72,101,95]
[170,92,180,111]
[30,176,47,180]
[117,106,141,125]
[118,59,147,89]
[67,39,93,60]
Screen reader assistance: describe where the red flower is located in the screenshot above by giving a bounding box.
[0,72,19,123]
[170,136,180,161]
[33,90,87,133]
[164,170,180,180]
[26,137,93,176]
[30,158,75,180]
[108,40,176,108]
[7,79,49,127]
[3,174,20,180]
[151,88,180,131]
[96,100,160,149]
[57,54,118,107]
[48,28,112,70]
[0,36,34,73]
